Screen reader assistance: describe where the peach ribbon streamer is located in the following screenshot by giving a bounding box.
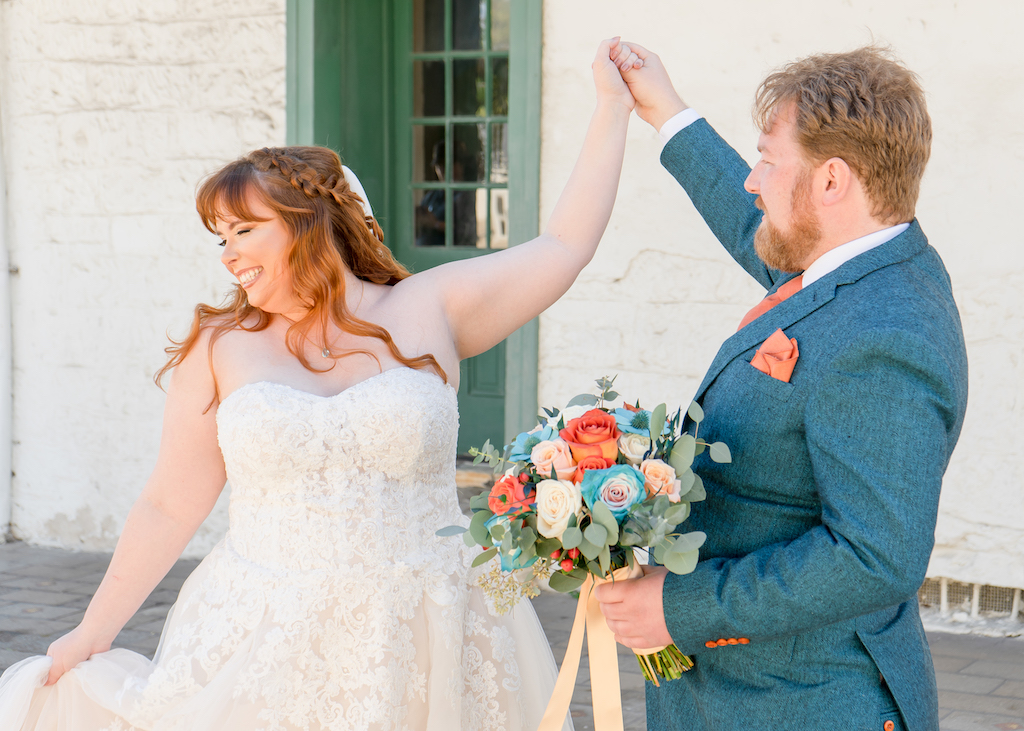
[538,564,665,731]
[750,328,799,382]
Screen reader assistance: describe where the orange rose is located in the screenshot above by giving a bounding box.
[572,455,616,484]
[488,474,535,515]
[559,408,620,462]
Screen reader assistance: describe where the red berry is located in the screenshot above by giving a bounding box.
[567,548,581,559]
[550,549,562,559]
[560,558,575,572]
[519,473,530,483]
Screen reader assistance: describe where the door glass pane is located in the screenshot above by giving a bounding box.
[453,58,485,117]
[491,57,508,115]
[452,123,485,183]
[490,189,509,249]
[412,125,446,183]
[452,0,485,51]
[413,60,445,118]
[490,0,510,51]
[413,0,444,53]
[490,122,508,183]
[453,188,486,247]
[414,189,447,247]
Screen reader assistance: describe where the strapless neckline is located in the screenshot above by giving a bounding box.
[220,365,454,408]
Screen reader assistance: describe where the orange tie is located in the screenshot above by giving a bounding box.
[737,275,803,331]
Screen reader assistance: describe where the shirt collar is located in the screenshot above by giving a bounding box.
[801,223,910,287]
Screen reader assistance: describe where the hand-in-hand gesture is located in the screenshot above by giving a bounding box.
[608,39,689,131]
[45,625,111,685]
[592,37,641,112]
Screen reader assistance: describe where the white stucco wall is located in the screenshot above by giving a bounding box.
[0,0,286,556]
[538,2,1024,589]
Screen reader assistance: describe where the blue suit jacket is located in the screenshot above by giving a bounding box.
[647,120,968,731]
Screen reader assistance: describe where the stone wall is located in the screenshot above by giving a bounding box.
[0,0,286,556]
[537,2,1024,589]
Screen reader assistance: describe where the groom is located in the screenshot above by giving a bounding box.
[595,42,968,730]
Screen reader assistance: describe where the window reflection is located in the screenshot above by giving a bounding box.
[452,124,485,183]
[412,125,446,183]
[453,58,485,117]
[491,58,508,116]
[413,0,444,53]
[453,0,485,51]
[490,0,510,51]
[414,188,446,247]
[414,60,445,118]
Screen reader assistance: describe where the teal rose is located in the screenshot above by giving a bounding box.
[580,465,647,523]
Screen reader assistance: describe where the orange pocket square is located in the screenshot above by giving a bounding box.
[750,328,799,382]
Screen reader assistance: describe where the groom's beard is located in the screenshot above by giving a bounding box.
[754,173,821,273]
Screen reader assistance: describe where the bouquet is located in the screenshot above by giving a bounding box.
[437,377,731,685]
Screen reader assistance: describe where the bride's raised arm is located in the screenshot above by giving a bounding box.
[407,38,641,361]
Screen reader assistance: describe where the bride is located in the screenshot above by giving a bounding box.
[0,39,643,730]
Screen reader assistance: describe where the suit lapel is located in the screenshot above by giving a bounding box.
[691,221,929,404]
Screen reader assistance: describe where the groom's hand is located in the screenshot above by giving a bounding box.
[608,40,689,132]
[595,564,674,649]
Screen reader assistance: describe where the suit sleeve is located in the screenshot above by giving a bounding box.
[661,328,961,654]
[659,120,778,289]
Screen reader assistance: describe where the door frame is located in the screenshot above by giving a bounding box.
[285,0,541,445]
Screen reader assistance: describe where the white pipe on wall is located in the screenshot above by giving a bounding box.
[0,6,11,540]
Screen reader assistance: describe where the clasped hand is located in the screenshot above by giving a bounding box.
[605,38,689,131]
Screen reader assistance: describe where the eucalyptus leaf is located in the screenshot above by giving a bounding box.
[689,474,706,502]
[653,543,667,564]
[472,452,484,465]
[561,526,583,550]
[663,502,690,526]
[469,511,491,544]
[687,400,705,423]
[709,442,732,464]
[566,393,600,408]
[662,548,700,575]
[598,545,611,575]
[590,502,619,539]
[670,434,696,472]
[677,467,696,497]
[548,570,587,593]
[537,538,562,558]
[586,560,602,574]
[520,527,537,547]
[584,523,608,547]
[669,531,706,554]
[490,523,506,541]
[435,525,467,537]
[469,493,491,511]
[568,513,578,529]
[694,442,706,456]
[520,541,537,563]
[463,529,476,548]
[649,403,667,442]
[604,390,619,401]
[579,538,602,561]
[471,547,497,568]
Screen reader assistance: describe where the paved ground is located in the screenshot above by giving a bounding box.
[1,540,1021,729]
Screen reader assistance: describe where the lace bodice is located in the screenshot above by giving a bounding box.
[217,368,466,576]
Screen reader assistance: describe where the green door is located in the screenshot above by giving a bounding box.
[286,0,541,454]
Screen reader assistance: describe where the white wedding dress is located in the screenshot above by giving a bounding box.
[0,367,568,730]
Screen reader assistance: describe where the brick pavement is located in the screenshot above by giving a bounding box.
[1,539,1021,730]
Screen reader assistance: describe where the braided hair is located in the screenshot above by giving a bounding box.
[156,146,445,396]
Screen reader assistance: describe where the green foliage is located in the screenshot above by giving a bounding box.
[549,569,588,593]
[561,526,583,549]
[709,442,732,463]
[649,403,667,443]
[472,547,497,568]
[566,393,599,408]
[687,400,705,423]
[469,510,491,544]
[435,525,467,537]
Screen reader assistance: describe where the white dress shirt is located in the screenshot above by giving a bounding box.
[657,110,910,284]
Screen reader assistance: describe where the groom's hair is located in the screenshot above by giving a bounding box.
[753,45,931,225]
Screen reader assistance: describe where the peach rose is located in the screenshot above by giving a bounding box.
[488,474,535,515]
[639,459,682,502]
[572,455,616,484]
[559,409,620,462]
[531,439,577,481]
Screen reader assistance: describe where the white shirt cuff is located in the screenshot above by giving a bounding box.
[658,108,703,150]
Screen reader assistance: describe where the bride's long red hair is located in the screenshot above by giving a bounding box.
[155,146,445,397]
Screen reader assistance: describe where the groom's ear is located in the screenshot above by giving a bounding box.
[819,158,855,207]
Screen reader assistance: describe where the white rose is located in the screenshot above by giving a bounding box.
[535,479,583,540]
[545,404,589,430]
[618,433,651,465]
